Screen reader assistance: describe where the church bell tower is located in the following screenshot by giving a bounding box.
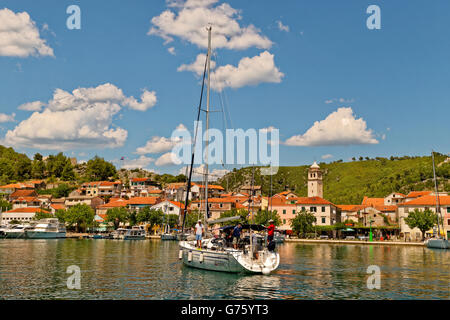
[308,161,323,198]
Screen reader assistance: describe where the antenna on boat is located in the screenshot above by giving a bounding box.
[432,151,443,238]
[180,28,210,235]
[204,25,212,225]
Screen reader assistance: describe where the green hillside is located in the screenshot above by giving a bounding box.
[218,154,450,204]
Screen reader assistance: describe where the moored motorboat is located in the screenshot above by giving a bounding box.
[25,219,66,239]
[113,226,146,240]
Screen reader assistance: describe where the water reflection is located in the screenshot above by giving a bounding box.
[0,239,448,299]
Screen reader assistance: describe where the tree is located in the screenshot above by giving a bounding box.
[253,209,280,226]
[106,207,129,230]
[85,156,117,181]
[31,153,45,179]
[0,199,12,211]
[166,214,180,228]
[53,184,74,198]
[148,209,164,229]
[33,210,54,220]
[404,208,439,241]
[61,162,75,181]
[290,210,316,237]
[64,204,95,233]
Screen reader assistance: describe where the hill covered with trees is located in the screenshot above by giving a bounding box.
[218,154,450,204]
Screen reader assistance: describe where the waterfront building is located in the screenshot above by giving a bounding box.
[127,197,162,212]
[271,196,339,231]
[0,207,50,225]
[397,195,450,240]
[64,195,104,210]
[188,198,235,220]
[151,200,184,216]
[96,198,129,216]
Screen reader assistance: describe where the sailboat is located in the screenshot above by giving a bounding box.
[178,26,280,274]
[425,151,449,249]
[161,203,177,240]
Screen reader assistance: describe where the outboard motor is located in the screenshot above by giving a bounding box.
[267,240,276,252]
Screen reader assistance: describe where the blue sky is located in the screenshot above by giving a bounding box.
[0,0,449,176]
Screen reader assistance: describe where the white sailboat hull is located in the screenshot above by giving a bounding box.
[426,239,449,249]
[179,240,280,274]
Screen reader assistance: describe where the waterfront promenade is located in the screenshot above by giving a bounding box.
[285,238,425,246]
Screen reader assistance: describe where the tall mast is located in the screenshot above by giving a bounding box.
[204,26,212,222]
[432,151,442,238]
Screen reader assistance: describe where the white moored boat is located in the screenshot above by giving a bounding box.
[25,218,66,239]
[177,26,280,275]
[3,223,35,239]
[112,226,146,240]
[179,237,280,274]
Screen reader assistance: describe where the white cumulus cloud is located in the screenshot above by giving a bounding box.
[4,83,157,150]
[155,152,182,166]
[18,101,46,111]
[211,51,284,91]
[149,0,272,50]
[0,113,16,123]
[0,8,54,57]
[136,123,189,155]
[285,107,379,147]
[177,53,216,76]
[321,154,333,159]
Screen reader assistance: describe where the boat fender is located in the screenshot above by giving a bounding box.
[188,251,193,262]
[199,253,204,263]
[179,249,183,260]
[262,267,271,275]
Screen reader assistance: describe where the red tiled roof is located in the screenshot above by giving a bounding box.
[362,197,384,206]
[12,197,39,203]
[98,199,129,208]
[10,190,37,198]
[0,183,34,189]
[374,205,397,212]
[337,205,366,212]
[399,195,450,206]
[131,178,150,182]
[168,201,183,208]
[406,191,433,198]
[127,197,160,205]
[197,184,225,190]
[5,208,50,213]
[50,204,66,210]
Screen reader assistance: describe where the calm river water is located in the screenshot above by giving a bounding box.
[0,239,448,299]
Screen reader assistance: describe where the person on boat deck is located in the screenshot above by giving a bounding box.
[267,219,275,243]
[232,223,243,249]
[195,220,204,248]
